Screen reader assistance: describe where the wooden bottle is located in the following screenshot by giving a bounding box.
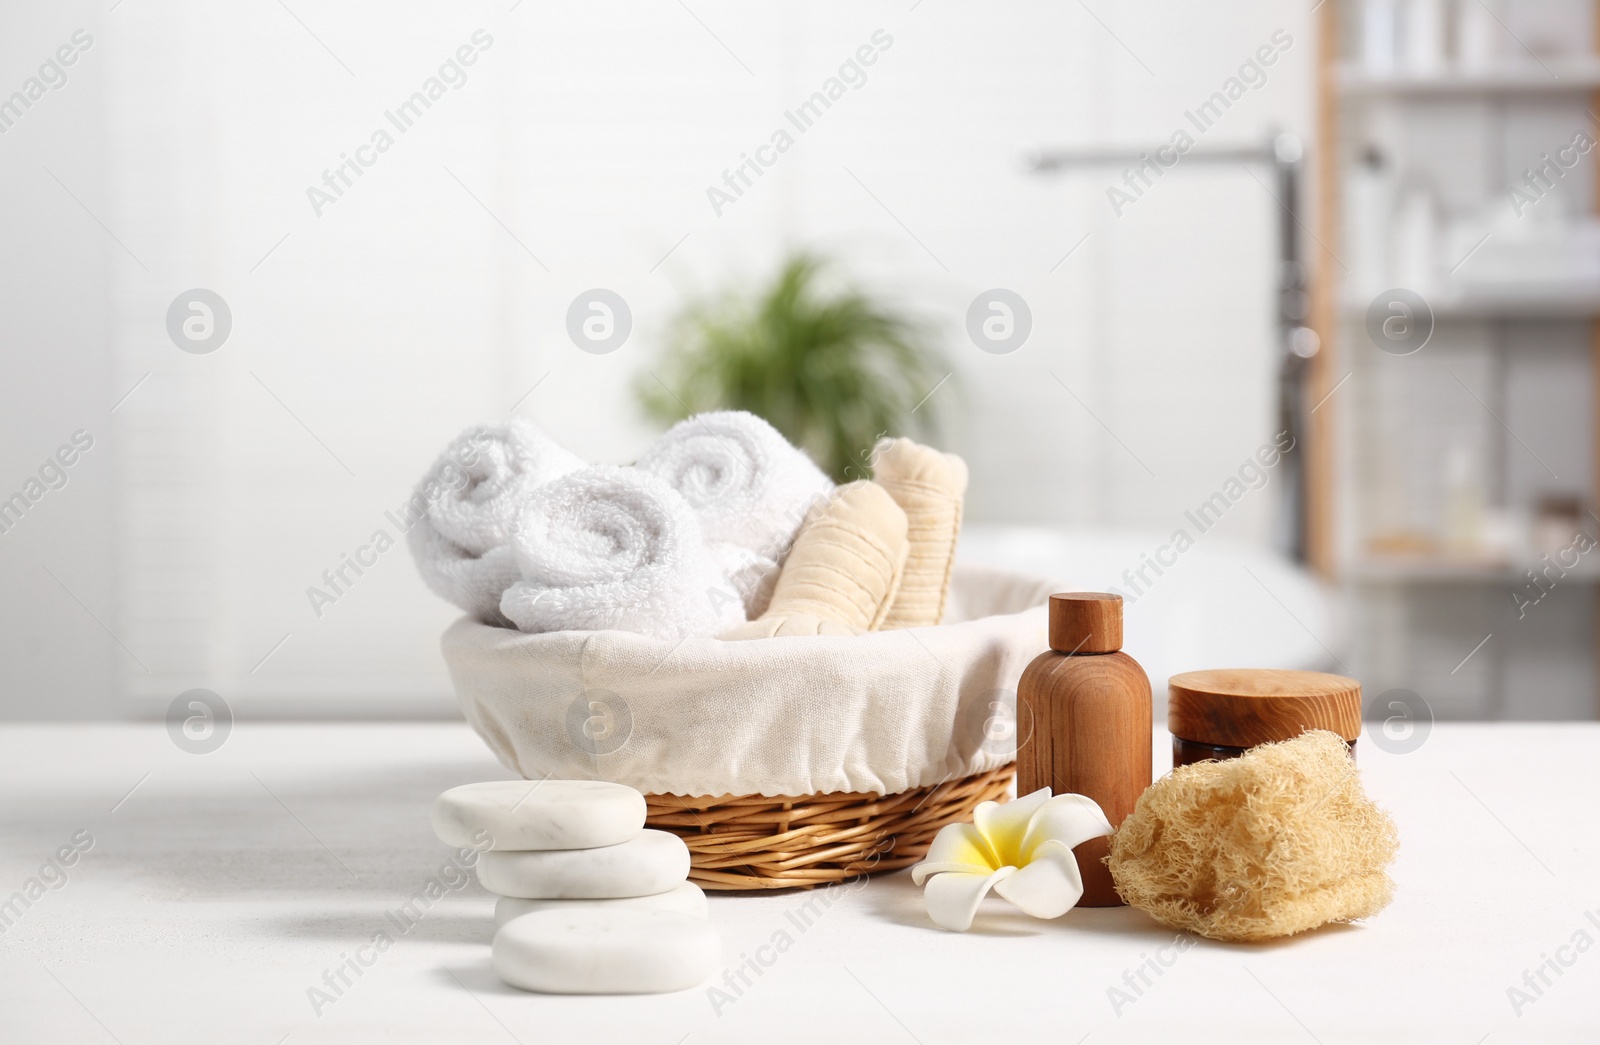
[1017,592,1152,907]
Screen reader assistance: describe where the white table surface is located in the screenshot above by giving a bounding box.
[2,722,1597,1045]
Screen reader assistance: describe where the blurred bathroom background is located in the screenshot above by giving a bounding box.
[0,0,1592,723]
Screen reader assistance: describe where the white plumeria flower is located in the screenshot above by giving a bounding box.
[910,788,1114,932]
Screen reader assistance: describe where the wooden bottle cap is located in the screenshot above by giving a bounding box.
[1048,593,1122,654]
[1167,669,1362,748]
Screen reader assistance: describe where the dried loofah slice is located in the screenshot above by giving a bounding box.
[871,438,968,629]
[721,482,909,639]
[1106,730,1398,942]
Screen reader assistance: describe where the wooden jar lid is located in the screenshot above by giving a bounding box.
[1048,593,1122,654]
[1167,669,1362,748]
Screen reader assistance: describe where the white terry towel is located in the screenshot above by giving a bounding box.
[636,411,833,608]
[407,528,523,628]
[707,541,780,619]
[406,420,585,624]
[500,465,743,640]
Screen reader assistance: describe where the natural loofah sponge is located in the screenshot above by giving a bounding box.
[1106,730,1398,942]
[871,438,968,629]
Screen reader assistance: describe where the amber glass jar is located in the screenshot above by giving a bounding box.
[1167,669,1361,768]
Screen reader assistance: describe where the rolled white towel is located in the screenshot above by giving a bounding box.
[406,420,585,624]
[500,466,742,640]
[636,411,833,559]
[708,541,780,619]
[408,527,522,627]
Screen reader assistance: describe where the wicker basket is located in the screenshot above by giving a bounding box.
[443,564,1054,892]
[644,765,1015,891]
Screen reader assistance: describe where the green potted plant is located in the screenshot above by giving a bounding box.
[637,253,949,481]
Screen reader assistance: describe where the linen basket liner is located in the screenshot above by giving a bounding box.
[443,562,1054,798]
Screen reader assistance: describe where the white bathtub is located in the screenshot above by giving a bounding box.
[957,525,1343,716]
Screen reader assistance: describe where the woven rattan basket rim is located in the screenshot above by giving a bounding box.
[644,764,1015,891]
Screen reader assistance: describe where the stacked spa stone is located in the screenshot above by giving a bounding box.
[432,780,718,994]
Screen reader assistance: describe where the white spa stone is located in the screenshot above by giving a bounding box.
[492,908,720,994]
[476,829,690,899]
[431,779,646,851]
[493,881,708,928]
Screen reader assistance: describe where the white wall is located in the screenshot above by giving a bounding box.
[0,0,1312,718]
[0,1,117,719]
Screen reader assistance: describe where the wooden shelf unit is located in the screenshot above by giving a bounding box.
[1310,1,1600,718]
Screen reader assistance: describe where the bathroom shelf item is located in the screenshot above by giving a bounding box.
[1343,289,1600,319]
[1337,62,1600,95]
[1345,556,1600,582]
